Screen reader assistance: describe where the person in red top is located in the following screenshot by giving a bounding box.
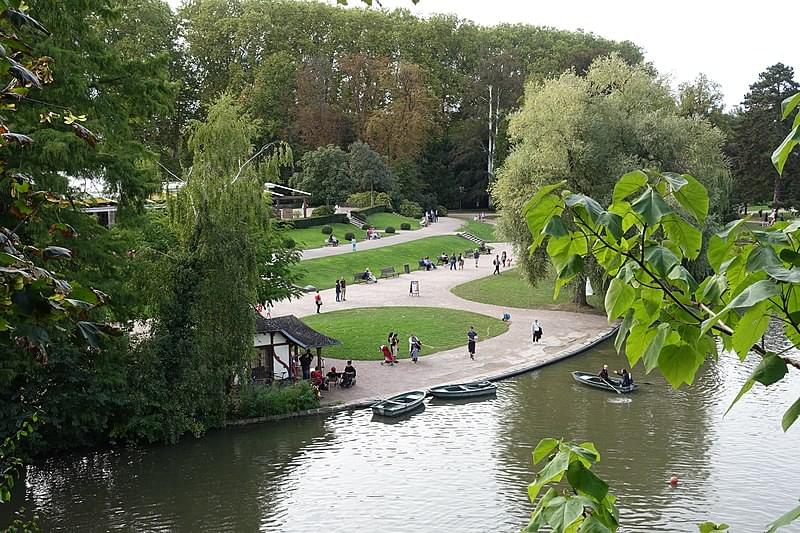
[314,291,322,313]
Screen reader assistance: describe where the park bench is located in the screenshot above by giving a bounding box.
[380,266,400,279]
[352,272,368,284]
[324,240,339,247]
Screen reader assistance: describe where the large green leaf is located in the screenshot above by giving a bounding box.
[642,323,670,372]
[671,173,708,223]
[746,245,783,273]
[597,211,623,240]
[731,301,771,361]
[528,449,570,501]
[605,277,635,321]
[765,501,800,533]
[661,214,702,260]
[631,187,672,227]
[533,438,560,464]
[716,217,749,241]
[565,193,605,225]
[782,396,800,432]
[580,516,614,533]
[644,246,679,277]
[544,215,569,238]
[772,125,800,176]
[614,310,635,354]
[625,324,653,367]
[727,354,788,415]
[781,92,800,120]
[543,496,584,532]
[526,194,564,251]
[702,280,781,334]
[658,343,704,387]
[566,460,609,502]
[765,266,800,283]
[612,170,648,204]
[668,265,699,292]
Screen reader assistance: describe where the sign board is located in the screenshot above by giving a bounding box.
[409,280,420,296]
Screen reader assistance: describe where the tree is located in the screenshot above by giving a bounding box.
[729,64,800,207]
[677,73,731,136]
[291,144,354,206]
[348,141,395,202]
[493,55,731,305]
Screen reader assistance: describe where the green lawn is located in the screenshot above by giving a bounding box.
[459,220,499,242]
[303,307,509,360]
[451,268,601,312]
[283,223,368,250]
[366,212,420,230]
[298,235,473,289]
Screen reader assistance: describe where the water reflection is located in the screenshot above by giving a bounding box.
[3,340,799,532]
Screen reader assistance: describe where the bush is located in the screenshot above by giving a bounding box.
[234,382,319,419]
[344,232,355,241]
[346,191,393,209]
[437,205,448,216]
[312,205,335,216]
[361,223,371,230]
[400,222,411,230]
[385,226,396,234]
[398,199,423,219]
[283,237,295,248]
[321,225,333,234]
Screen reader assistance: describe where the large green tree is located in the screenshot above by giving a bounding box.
[493,55,731,304]
[729,64,800,207]
[291,144,355,206]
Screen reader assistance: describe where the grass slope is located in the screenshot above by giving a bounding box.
[304,306,508,360]
[451,268,601,312]
[366,212,420,230]
[459,220,498,242]
[299,235,473,289]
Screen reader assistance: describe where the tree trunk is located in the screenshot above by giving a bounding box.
[773,175,783,208]
[573,274,589,307]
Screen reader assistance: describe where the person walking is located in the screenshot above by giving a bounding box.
[340,277,347,301]
[409,333,420,359]
[493,255,501,275]
[314,290,322,313]
[458,254,465,270]
[351,237,357,252]
[299,349,313,380]
[449,254,457,271]
[335,279,341,302]
[532,320,543,343]
[501,250,507,268]
[389,332,399,360]
[467,326,478,360]
[473,249,480,268]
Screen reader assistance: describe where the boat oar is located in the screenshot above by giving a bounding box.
[601,378,622,395]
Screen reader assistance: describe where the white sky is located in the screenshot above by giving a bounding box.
[167,0,798,108]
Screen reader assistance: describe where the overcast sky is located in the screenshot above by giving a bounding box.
[168,0,798,108]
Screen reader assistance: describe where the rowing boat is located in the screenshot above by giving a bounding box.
[371,390,427,417]
[429,381,497,399]
[571,371,638,393]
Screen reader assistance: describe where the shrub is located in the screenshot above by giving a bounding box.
[321,225,333,234]
[346,191,393,209]
[398,199,423,219]
[312,205,335,216]
[400,222,411,230]
[437,205,448,216]
[234,382,319,419]
[344,232,355,241]
[283,237,295,248]
[361,223,371,230]
[385,226,396,234]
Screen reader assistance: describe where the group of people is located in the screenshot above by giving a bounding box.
[435,251,465,270]
[297,348,357,391]
[326,234,339,246]
[334,277,348,302]
[473,212,488,222]
[366,227,381,240]
[492,251,511,275]
[598,364,634,388]
[381,332,423,365]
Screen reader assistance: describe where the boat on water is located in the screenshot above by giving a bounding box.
[571,371,638,393]
[372,390,427,417]
[429,381,497,399]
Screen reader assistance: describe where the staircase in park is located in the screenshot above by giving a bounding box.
[349,213,366,228]
[458,231,486,247]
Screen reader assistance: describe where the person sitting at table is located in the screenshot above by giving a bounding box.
[361,268,377,283]
[341,360,357,388]
[310,366,328,390]
[326,366,340,387]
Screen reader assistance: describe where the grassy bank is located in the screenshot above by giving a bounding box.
[366,212,420,230]
[298,235,473,289]
[283,223,368,250]
[459,220,498,242]
[451,268,601,312]
[303,306,508,360]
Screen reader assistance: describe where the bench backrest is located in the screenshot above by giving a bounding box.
[380,267,396,274]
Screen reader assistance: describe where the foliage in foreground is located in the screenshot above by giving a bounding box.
[523,151,800,528]
[233,382,319,419]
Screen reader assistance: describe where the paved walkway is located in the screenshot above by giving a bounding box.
[300,216,463,260]
[271,241,612,407]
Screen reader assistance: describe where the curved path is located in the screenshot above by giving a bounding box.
[270,240,613,407]
[299,216,463,260]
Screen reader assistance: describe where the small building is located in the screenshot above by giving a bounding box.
[252,314,339,384]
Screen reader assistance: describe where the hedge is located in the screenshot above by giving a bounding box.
[351,205,387,218]
[281,213,348,229]
[233,382,319,419]
[400,222,411,230]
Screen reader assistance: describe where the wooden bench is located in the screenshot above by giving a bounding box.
[353,272,368,284]
[380,266,400,279]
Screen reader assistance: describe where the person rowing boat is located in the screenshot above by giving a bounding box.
[598,364,610,381]
[616,368,634,388]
